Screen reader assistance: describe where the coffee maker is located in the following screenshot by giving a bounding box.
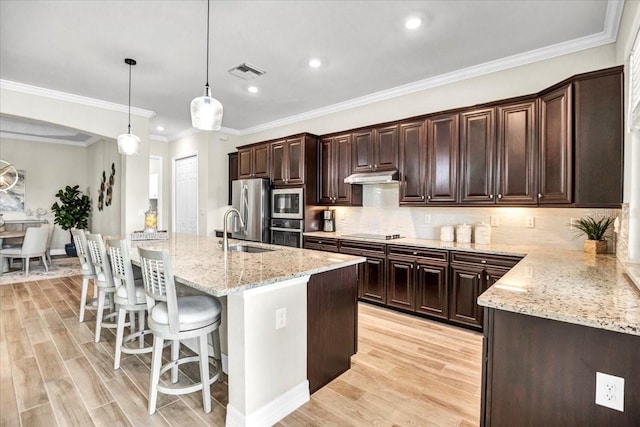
[323,209,336,232]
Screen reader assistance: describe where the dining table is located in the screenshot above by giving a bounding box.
[0,230,26,274]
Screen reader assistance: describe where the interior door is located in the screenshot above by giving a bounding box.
[174,155,198,234]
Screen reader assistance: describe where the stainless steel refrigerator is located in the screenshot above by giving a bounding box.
[231,178,270,243]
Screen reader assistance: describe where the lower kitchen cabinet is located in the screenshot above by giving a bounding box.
[303,236,339,252]
[415,261,448,319]
[339,240,387,304]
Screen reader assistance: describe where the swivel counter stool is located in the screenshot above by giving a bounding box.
[86,234,118,343]
[71,229,97,323]
[106,238,153,370]
[138,247,222,414]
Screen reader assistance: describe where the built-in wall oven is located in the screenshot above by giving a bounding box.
[270,218,304,248]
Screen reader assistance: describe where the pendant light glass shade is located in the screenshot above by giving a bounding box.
[191,85,223,130]
[118,58,140,155]
[190,0,223,131]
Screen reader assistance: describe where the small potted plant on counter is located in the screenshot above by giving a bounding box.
[574,216,614,254]
[51,185,91,256]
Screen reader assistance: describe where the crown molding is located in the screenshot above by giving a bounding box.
[164,125,241,143]
[0,80,156,118]
[237,0,624,137]
[0,131,102,147]
[149,134,169,143]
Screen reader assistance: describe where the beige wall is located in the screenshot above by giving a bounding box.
[0,137,89,251]
[87,139,122,238]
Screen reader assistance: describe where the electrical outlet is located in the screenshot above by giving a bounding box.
[490,216,499,227]
[570,217,579,230]
[424,214,431,224]
[526,216,535,228]
[275,307,287,330]
[595,372,624,412]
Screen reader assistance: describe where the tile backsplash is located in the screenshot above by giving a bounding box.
[330,184,621,252]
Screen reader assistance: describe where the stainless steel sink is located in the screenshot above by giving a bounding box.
[227,245,274,254]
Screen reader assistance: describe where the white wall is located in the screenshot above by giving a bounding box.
[0,137,89,250]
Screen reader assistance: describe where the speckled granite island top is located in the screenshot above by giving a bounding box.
[129,233,365,297]
[305,231,640,336]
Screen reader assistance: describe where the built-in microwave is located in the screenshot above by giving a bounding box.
[271,188,303,219]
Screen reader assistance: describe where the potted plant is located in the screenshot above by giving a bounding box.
[51,185,91,256]
[574,216,614,254]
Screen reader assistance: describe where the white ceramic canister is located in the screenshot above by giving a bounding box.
[456,224,472,243]
[475,223,491,245]
[440,225,454,242]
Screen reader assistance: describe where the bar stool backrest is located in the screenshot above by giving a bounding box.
[71,228,95,276]
[106,239,138,303]
[138,247,180,334]
[86,234,114,287]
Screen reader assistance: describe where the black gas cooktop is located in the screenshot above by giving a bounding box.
[341,233,401,240]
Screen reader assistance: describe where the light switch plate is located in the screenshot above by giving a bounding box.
[490,216,499,227]
[526,216,535,228]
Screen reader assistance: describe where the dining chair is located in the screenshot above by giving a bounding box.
[106,238,153,369]
[44,223,54,266]
[71,229,98,323]
[86,233,118,343]
[138,247,222,415]
[0,226,49,276]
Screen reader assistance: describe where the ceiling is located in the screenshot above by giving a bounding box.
[0,1,623,143]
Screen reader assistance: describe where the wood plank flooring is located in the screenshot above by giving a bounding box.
[0,275,482,426]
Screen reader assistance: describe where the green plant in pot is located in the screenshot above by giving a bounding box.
[574,216,614,254]
[51,185,91,257]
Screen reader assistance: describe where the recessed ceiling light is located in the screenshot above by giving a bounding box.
[156,126,165,132]
[247,86,259,94]
[308,58,322,68]
[405,17,422,30]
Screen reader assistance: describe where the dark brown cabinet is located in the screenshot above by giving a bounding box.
[339,240,387,304]
[271,136,309,186]
[398,120,426,203]
[427,113,459,203]
[238,143,270,179]
[573,68,623,207]
[352,124,398,173]
[228,152,238,205]
[303,236,339,253]
[318,134,362,206]
[386,246,449,320]
[496,99,538,205]
[539,84,572,204]
[449,251,521,329]
[460,108,496,204]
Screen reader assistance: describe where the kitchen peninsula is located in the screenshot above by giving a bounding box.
[129,233,365,427]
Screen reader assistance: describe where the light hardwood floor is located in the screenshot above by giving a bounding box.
[0,275,482,427]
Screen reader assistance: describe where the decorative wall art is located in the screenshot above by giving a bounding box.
[97,163,116,212]
[0,170,25,212]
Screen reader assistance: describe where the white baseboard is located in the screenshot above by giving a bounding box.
[225,380,310,427]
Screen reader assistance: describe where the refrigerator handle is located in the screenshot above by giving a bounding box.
[241,184,249,234]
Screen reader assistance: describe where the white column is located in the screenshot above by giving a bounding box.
[629,132,640,263]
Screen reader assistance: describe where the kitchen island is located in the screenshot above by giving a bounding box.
[129,233,365,427]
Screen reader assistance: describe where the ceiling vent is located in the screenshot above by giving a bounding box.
[228,63,266,80]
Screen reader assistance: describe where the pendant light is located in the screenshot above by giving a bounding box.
[190,0,223,130]
[117,58,141,155]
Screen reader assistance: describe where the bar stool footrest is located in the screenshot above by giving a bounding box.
[156,356,221,396]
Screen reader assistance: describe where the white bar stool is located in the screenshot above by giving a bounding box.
[71,229,97,323]
[138,247,222,415]
[106,238,154,370]
[86,234,118,343]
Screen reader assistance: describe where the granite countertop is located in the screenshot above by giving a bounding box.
[129,233,365,297]
[304,231,640,336]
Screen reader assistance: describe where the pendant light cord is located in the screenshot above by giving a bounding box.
[128,60,132,133]
[205,0,210,89]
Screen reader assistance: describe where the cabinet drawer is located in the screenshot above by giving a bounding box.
[387,245,448,263]
[304,237,339,253]
[339,240,386,257]
[450,251,522,268]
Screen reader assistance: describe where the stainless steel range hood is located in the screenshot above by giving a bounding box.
[344,170,399,184]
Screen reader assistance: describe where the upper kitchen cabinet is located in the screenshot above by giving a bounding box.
[352,124,399,173]
[318,134,362,206]
[495,99,538,205]
[271,133,318,187]
[238,143,270,179]
[538,85,572,205]
[399,114,458,205]
[572,67,623,207]
[460,108,496,204]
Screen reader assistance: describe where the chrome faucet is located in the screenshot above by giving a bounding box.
[222,208,245,253]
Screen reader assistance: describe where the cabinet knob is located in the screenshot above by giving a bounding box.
[498,193,502,199]
[413,251,418,255]
[477,273,481,279]
[421,195,425,200]
[538,193,542,199]
[374,164,378,169]
[427,195,431,200]
[481,260,486,264]
[369,165,373,169]
[486,274,490,281]
[488,194,493,199]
